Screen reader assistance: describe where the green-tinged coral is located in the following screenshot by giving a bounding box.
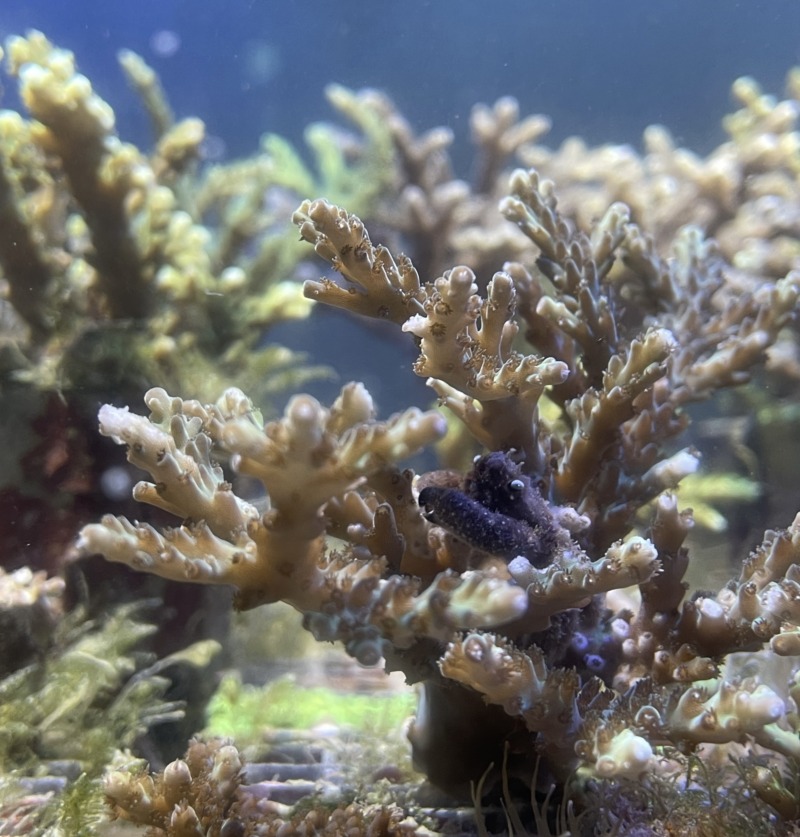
[0,32,396,403]
[0,588,221,835]
[259,83,395,217]
[672,470,762,532]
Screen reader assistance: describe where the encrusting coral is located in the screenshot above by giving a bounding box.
[79,141,800,828]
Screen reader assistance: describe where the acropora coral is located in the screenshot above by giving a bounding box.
[79,156,800,830]
[4,24,800,835]
[103,737,434,836]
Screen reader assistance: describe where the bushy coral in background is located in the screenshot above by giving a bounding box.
[0,31,394,401]
[0,30,392,576]
[0,565,220,833]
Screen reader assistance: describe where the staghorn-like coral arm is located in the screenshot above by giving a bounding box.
[470,97,552,195]
[517,69,800,280]
[505,169,800,411]
[293,197,568,405]
[624,224,800,399]
[118,48,174,140]
[506,534,660,633]
[78,513,262,586]
[79,385,446,610]
[606,508,800,734]
[294,199,569,461]
[6,31,155,319]
[402,266,569,402]
[296,171,795,544]
[406,265,567,463]
[78,385,536,655]
[0,112,56,339]
[295,198,425,323]
[676,512,800,658]
[492,169,798,550]
[222,382,446,517]
[616,492,694,685]
[91,389,259,540]
[500,168,626,387]
[76,384,528,654]
[612,505,800,695]
[442,631,799,783]
[554,327,678,509]
[677,271,800,394]
[77,388,315,607]
[80,525,528,667]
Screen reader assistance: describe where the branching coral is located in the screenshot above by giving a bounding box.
[0,31,395,400]
[519,69,800,281]
[297,174,797,547]
[0,29,404,575]
[79,142,800,828]
[77,385,535,672]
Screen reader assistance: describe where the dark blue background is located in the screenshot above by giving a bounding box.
[3,0,800,162]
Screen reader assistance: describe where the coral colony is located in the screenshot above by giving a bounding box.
[3,27,800,834]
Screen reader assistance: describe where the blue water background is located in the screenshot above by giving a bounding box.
[4,0,800,160]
